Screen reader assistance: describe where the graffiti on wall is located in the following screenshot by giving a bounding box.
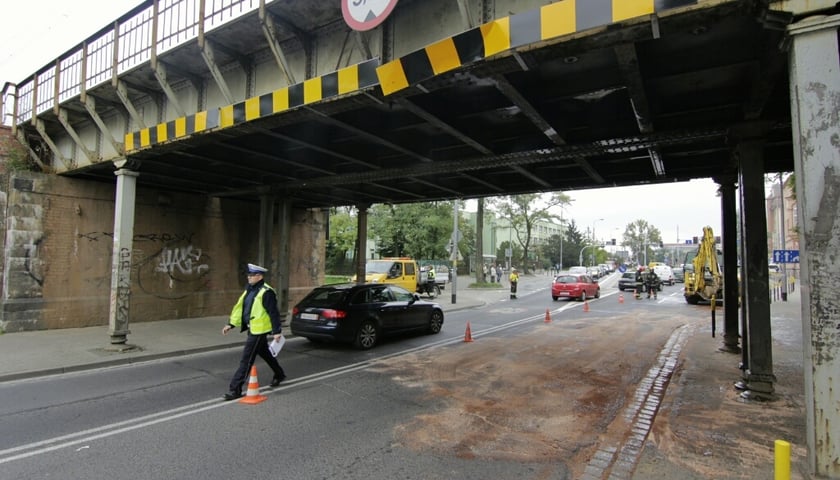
[78,231,212,299]
[112,246,132,327]
[155,245,209,275]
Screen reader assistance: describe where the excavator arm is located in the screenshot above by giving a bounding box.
[692,226,722,301]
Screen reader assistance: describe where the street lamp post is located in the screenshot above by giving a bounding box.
[591,218,604,266]
[559,213,566,271]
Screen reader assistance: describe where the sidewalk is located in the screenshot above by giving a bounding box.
[632,288,808,479]
[0,275,496,382]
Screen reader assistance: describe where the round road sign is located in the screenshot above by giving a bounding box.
[342,0,399,31]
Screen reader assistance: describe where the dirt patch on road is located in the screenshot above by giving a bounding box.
[372,311,694,478]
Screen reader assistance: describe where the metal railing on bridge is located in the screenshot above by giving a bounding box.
[1,0,269,128]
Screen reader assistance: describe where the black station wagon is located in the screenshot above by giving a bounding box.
[291,283,444,349]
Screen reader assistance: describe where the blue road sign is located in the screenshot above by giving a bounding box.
[773,249,800,263]
[618,264,627,273]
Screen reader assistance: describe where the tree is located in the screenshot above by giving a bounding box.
[325,207,357,274]
[622,219,662,265]
[490,192,571,273]
[369,201,465,261]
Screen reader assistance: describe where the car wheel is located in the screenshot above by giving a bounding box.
[354,321,378,349]
[618,286,624,291]
[427,310,444,334]
[595,288,600,299]
[580,291,587,302]
[552,296,559,301]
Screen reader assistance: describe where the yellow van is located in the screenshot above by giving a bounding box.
[353,257,419,293]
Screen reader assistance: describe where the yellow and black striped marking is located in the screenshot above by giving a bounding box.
[125,58,380,152]
[376,0,697,95]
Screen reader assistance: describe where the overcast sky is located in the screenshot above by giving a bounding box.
[2,1,725,242]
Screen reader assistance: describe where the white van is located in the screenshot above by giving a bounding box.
[653,265,675,286]
[568,266,588,275]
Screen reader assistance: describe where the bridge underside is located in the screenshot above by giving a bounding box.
[62,1,793,208]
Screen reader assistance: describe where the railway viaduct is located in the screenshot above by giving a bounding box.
[1,0,838,475]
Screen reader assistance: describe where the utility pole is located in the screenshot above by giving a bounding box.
[779,173,788,301]
[451,199,459,304]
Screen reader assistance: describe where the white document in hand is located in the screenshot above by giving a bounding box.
[268,335,285,357]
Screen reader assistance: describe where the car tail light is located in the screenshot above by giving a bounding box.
[321,309,347,320]
[292,307,299,316]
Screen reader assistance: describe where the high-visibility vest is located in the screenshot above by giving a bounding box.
[229,283,275,334]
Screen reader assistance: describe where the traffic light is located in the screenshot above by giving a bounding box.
[610,239,616,246]
[693,236,699,244]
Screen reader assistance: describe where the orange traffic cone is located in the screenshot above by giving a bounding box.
[239,365,268,404]
[544,309,552,323]
[463,322,474,342]
[583,300,590,312]
[619,293,624,304]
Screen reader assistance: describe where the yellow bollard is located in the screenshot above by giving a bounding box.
[775,439,790,480]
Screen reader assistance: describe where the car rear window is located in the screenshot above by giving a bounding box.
[622,272,635,279]
[300,288,348,308]
[555,275,577,284]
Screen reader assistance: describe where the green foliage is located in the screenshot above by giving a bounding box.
[324,275,352,284]
[0,134,35,172]
[325,207,358,274]
[369,201,464,261]
[489,192,570,273]
[622,219,662,264]
[467,281,505,289]
[496,240,522,267]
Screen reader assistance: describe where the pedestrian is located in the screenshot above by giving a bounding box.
[222,263,286,400]
[509,267,519,299]
[490,264,496,283]
[496,265,502,283]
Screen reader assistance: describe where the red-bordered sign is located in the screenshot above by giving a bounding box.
[342,0,399,31]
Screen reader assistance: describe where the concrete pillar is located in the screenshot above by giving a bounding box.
[355,205,369,284]
[258,193,275,268]
[732,124,775,400]
[276,199,291,325]
[787,14,840,478]
[108,161,139,346]
[715,176,740,353]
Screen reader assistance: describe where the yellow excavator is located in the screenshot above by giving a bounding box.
[683,226,723,336]
[683,226,723,305]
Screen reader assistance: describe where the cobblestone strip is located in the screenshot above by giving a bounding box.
[578,324,692,480]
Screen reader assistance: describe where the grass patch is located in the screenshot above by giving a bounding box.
[324,275,352,285]
[467,282,505,289]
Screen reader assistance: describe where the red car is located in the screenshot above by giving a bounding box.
[551,274,600,301]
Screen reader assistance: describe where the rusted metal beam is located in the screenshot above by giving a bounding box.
[33,119,70,170]
[13,129,47,170]
[259,2,296,85]
[56,108,96,164]
[305,106,434,163]
[613,43,653,134]
[150,61,187,118]
[396,98,493,155]
[81,95,124,155]
[112,80,147,129]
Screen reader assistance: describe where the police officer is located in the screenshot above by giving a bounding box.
[222,263,286,400]
[509,268,519,299]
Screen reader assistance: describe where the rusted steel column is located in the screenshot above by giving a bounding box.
[732,123,775,400]
[108,160,139,346]
[788,14,840,479]
[715,176,740,353]
[355,205,369,284]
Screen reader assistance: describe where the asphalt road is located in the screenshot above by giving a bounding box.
[0,275,698,480]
